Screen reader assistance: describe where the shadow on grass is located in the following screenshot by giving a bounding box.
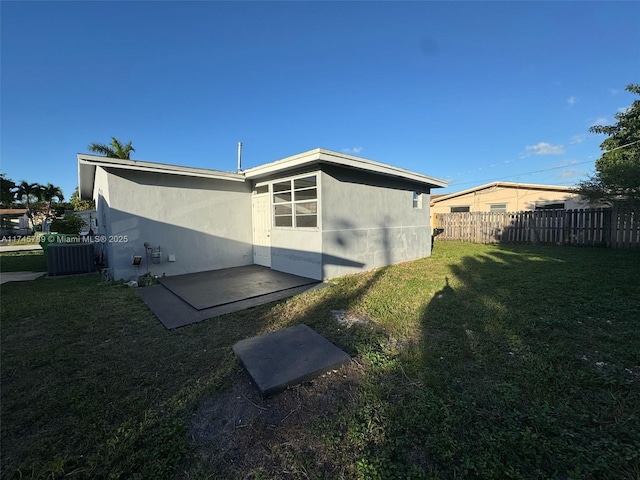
[0,255,394,479]
[349,244,640,479]
[184,264,397,477]
[3,244,639,479]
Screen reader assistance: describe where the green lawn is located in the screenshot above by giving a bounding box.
[0,250,46,273]
[1,242,639,479]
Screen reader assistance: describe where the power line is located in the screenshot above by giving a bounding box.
[444,134,598,181]
[603,139,640,153]
[448,159,596,187]
[444,139,639,189]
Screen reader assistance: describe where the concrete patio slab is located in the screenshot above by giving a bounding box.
[0,271,46,284]
[158,265,319,310]
[139,282,327,329]
[232,324,351,397]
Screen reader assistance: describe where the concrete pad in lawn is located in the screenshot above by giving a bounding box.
[233,324,351,397]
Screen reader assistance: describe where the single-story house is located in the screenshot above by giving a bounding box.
[430,181,598,223]
[0,208,31,237]
[78,148,447,281]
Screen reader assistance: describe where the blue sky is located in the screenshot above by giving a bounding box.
[1,1,638,199]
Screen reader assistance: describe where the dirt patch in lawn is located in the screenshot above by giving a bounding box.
[188,360,365,477]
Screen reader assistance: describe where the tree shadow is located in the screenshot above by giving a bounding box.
[181,221,408,477]
[346,244,640,479]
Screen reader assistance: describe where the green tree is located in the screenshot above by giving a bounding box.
[13,181,43,230]
[50,213,86,235]
[70,187,96,211]
[1,174,17,207]
[88,137,135,159]
[577,84,640,206]
[41,183,64,220]
[53,201,74,217]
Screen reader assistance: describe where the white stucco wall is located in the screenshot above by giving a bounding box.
[96,167,253,281]
[320,166,432,279]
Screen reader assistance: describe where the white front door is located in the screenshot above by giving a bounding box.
[252,193,271,267]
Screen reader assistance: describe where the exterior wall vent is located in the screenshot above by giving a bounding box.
[47,243,95,276]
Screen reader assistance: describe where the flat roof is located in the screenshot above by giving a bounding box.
[78,148,447,200]
[244,148,447,187]
[77,154,245,199]
[431,181,577,204]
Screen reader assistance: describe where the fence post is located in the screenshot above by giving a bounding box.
[565,209,575,245]
[610,206,618,248]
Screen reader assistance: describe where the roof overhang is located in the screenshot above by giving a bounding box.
[244,148,447,188]
[77,154,245,200]
[0,208,29,215]
[78,149,447,200]
[431,181,577,204]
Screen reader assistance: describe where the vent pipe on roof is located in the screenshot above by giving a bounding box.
[237,142,243,173]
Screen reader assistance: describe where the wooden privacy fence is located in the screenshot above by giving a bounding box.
[434,208,640,248]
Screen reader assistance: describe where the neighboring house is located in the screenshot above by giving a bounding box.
[0,208,31,237]
[78,148,446,281]
[430,182,599,224]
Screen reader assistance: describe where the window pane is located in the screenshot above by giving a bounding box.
[273,181,291,192]
[294,176,316,189]
[274,204,292,215]
[295,202,317,215]
[273,192,292,203]
[254,185,269,194]
[451,206,470,213]
[296,215,317,228]
[413,192,422,209]
[295,188,317,201]
[275,215,293,227]
[536,203,564,210]
[489,204,507,212]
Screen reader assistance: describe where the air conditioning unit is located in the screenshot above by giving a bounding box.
[47,243,95,276]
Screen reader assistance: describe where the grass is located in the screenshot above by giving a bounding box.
[0,232,45,247]
[0,250,46,272]
[1,242,639,479]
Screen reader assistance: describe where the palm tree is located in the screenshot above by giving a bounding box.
[14,181,43,230]
[41,183,64,220]
[88,137,135,159]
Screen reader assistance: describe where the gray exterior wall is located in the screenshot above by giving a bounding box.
[270,229,323,280]
[93,166,114,275]
[320,166,431,279]
[94,167,253,281]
